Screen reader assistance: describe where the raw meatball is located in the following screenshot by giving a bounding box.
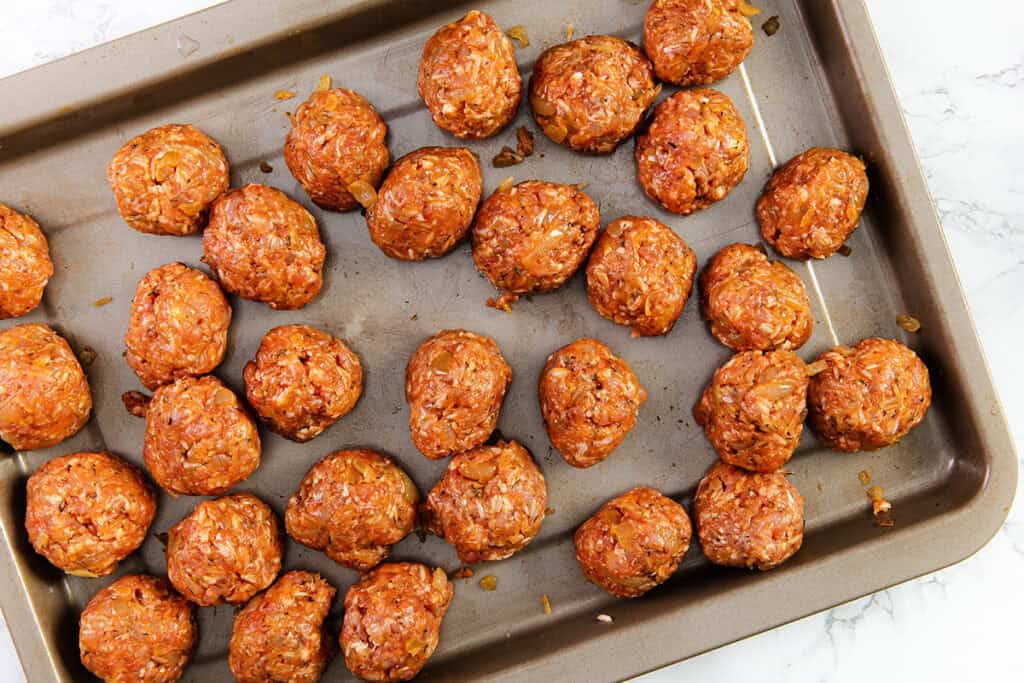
[699,243,813,351]
[285,449,418,571]
[243,324,363,443]
[694,461,803,570]
[417,10,522,139]
[757,147,869,259]
[808,337,931,451]
[405,329,512,459]
[26,451,155,577]
[79,574,196,683]
[124,262,231,390]
[694,350,808,472]
[167,494,282,606]
[144,375,260,496]
[643,0,754,86]
[529,35,660,153]
[366,147,482,260]
[635,88,749,215]
[107,123,229,236]
[340,562,453,682]
[574,487,691,598]
[586,216,697,337]
[229,571,337,683]
[539,338,647,468]
[422,439,546,563]
[0,323,91,451]
[471,180,600,310]
[284,87,389,211]
[0,204,53,319]
[203,184,325,310]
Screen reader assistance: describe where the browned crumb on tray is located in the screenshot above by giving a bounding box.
[867,485,894,527]
[506,25,529,48]
[451,567,474,580]
[121,391,151,418]
[516,126,535,157]
[837,244,853,257]
[858,469,872,486]
[275,90,295,100]
[762,15,781,36]
[897,314,922,333]
[316,74,331,91]
[479,575,497,591]
[93,296,113,307]
[259,161,274,173]
[542,594,552,615]
[493,146,523,168]
[79,346,98,367]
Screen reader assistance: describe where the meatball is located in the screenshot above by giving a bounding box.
[643,0,755,86]
[79,574,196,683]
[284,87,389,211]
[574,487,691,598]
[693,461,804,570]
[167,494,282,606]
[757,147,869,259]
[340,563,453,682]
[107,123,229,236]
[405,329,512,459]
[699,243,813,351]
[0,323,91,451]
[417,10,522,139]
[285,449,418,571]
[529,36,660,153]
[243,324,363,443]
[0,204,53,319]
[124,262,231,390]
[471,180,600,310]
[366,147,482,260]
[539,338,647,468]
[635,88,749,215]
[586,216,697,337]
[229,571,337,683]
[422,440,546,563]
[808,337,931,452]
[203,184,325,310]
[694,351,808,472]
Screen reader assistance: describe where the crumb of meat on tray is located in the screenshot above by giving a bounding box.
[506,25,529,47]
[858,469,872,486]
[867,485,894,526]
[451,567,474,580]
[897,314,922,333]
[274,90,295,100]
[517,126,534,157]
[542,594,552,615]
[79,346,97,366]
[479,575,497,591]
[762,15,780,35]
[492,146,523,168]
[259,161,273,173]
[121,390,151,417]
[93,296,112,307]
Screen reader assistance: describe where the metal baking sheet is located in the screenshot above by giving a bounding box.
[0,1,1016,681]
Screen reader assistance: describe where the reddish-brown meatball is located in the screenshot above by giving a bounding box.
[636,88,749,215]
[107,123,229,236]
[808,337,931,452]
[643,0,755,86]
[79,574,196,683]
[539,338,647,468]
[284,88,389,212]
[0,204,53,319]
[758,147,869,259]
[417,10,522,139]
[341,563,453,682]
[0,323,91,451]
[699,243,813,351]
[285,449,418,571]
[244,324,363,443]
[574,487,691,598]
[167,494,282,606]
[203,184,325,310]
[124,262,231,390]
[586,216,697,336]
[694,461,804,570]
[471,180,600,310]
[422,440,546,563]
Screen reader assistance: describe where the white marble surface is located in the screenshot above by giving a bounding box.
[0,1,1020,681]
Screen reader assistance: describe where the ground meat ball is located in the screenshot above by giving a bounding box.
[366,147,482,260]
[107,124,229,236]
[635,88,749,215]
[0,204,53,319]
[229,571,337,683]
[574,487,691,598]
[341,563,453,682]
[539,338,647,468]
[284,88,389,212]
[0,323,91,451]
[417,10,522,139]
[203,184,325,310]
[79,574,196,683]
[808,337,931,452]
[643,0,754,86]
[244,324,363,443]
[285,449,418,571]
[405,330,512,459]
[167,494,282,606]
[694,461,803,570]
[757,147,869,259]
[586,216,697,337]
[124,262,231,390]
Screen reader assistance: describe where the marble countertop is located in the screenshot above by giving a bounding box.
[1,1,1020,681]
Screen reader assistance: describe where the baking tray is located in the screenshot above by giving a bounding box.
[0,0,1016,681]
